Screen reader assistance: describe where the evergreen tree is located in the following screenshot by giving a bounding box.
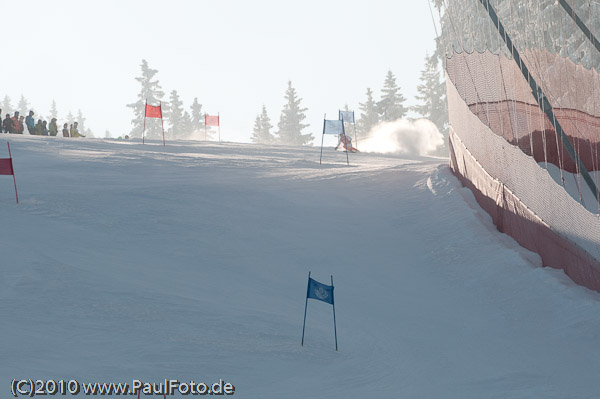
[126,59,166,139]
[182,111,192,138]
[413,52,448,134]
[190,97,205,137]
[76,109,94,137]
[377,71,407,121]
[17,95,30,116]
[251,105,275,144]
[357,88,379,137]
[167,90,185,139]
[49,100,58,120]
[105,130,111,138]
[2,95,13,116]
[66,111,74,124]
[276,81,312,146]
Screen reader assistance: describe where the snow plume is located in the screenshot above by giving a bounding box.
[358,119,443,156]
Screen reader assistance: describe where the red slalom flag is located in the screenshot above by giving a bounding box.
[145,103,162,118]
[0,158,13,175]
[1,142,18,203]
[205,114,220,127]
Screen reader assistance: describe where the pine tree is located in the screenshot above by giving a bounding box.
[66,111,74,124]
[126,59,166,139]
[182,111,192,138]
[105,130,111,138]
[167,90,185,139]
[2,95,13,116]
[49,100,58,120]
[276,81,312,146]
[17,95,30,116]
[357,88,379,137]
[377,71,407,122]
[251,105,275,144]
[190,98,205,137]
[412,52,448,134]
[76,109,94,137]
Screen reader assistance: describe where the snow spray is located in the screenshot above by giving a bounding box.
[358,118,443,156]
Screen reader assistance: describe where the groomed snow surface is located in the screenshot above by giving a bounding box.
[2,136,600,399]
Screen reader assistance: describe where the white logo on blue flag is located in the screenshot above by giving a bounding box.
[307,277,334,305]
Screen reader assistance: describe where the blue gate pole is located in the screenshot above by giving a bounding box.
[331,275,338,351]
[301,271,311,346]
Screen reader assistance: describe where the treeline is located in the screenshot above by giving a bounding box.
[251,51,448,147]
[127,60,210,140]
[0,95,94,137]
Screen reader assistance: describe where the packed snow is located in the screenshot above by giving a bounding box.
[2,135,600,398]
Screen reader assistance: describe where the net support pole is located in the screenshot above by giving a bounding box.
[353,111,358,151]
[343,124,349,166]
[204,113,207,141]
[160,101,165,147]
[301,271,311,346]
[142,99,147,145]
[218,112,221,142]
[7,142,18,204]
[478,0,600,204]
[320,114,325,165]
[331,275,338,351]
[558,0,600,56]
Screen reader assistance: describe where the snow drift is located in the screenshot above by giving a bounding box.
[358,118,443,155]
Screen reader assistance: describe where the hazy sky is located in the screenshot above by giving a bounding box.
[3,0,438,143]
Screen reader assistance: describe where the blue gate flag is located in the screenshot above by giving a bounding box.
[323,120,345,135]
[339,110,355,124]
[307,277,334,305]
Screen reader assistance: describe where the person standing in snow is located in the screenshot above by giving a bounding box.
[25,111,35,135]
[49,118,58,136]
[11,112,20,133]
[35,119,43,135]
[41,120,49,136]
[71,122,85,137]
[17,115,25,134]
[62,123,70,137]
[2,113,12,133]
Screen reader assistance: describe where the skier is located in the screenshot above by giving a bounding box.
[334,133,358,152]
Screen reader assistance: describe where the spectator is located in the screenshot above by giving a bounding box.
[3,114,13,133]
[69,123,74,137]
[25,111,35,135]
[42,121,48,136]
[62,123,69,137]
[11,112,19,133]
[35,119,43,135]
[49,118,58,136]
[17,116,25,134]
[71,122,85,137]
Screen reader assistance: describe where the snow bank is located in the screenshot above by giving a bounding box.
[358,118,443,155]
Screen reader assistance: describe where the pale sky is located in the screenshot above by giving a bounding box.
[3,0,438,143]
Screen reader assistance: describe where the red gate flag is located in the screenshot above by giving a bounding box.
[145,103,162,118]
[0,158,13,175]
[205,114,220,126]
[1,142,18,203]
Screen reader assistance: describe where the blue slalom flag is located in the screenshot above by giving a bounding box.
[323,119,345,135]
[339,110,355,124]
[307,277,334,305]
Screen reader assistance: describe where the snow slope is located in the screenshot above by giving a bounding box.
[1,136,600,398]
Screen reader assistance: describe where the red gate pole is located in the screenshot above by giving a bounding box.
[7,142,18,204]
[160,101,165,147]
[142,99,147,145]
